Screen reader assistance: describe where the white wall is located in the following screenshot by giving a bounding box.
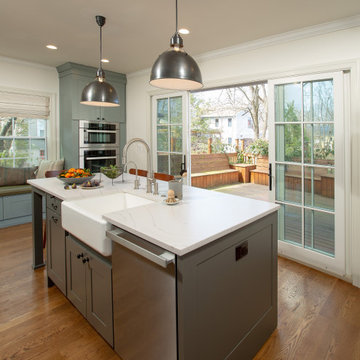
[0,56,59,160]
[126,24,360,287]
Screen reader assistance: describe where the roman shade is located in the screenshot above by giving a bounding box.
[0,90,50,118]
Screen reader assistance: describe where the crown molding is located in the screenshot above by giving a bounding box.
[0,55,57,71]
[127,15,360,79]
[197,15,360,62]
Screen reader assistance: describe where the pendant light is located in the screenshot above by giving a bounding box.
[81,15,119,107]
[150,0,203,91]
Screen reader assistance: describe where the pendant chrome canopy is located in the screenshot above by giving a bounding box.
[81,15,119,107]
[150,0,203,91]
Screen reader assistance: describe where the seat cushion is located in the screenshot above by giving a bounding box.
[0,185,32,196]
[36,159,64,178]
[0,166,37,186]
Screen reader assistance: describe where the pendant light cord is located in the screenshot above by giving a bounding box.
[99,25,103,70]
[175,0,178,33]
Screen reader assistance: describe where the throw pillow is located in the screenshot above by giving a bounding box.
[0,166,38,186]
[36,159,64,179]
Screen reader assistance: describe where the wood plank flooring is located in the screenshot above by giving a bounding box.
[1,223,360,360]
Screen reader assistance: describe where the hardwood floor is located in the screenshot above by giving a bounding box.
[1,223,360,360]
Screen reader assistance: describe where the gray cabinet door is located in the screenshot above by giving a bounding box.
[46,208,66,295]
[72,75,101,121]
[101,81,125,123]
[66,235,87,317]
[177,213,278,360]
[66,234,113,345]
[86,251,113,346]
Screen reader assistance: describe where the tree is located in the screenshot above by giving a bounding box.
[190,94,219,153]
[217,84,268,139]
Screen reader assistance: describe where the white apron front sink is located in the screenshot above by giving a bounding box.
[61,192,153,256]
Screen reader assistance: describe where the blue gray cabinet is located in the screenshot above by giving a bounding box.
[66,234,113,346]
[57,62,126,123]
[111,212,278,360]
[56,62,126,169]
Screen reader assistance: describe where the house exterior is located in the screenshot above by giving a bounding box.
[201,110,255,146]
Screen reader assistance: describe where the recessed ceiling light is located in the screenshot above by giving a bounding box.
[46,44,58,50]
[179,28,190,35]
[101,59,110,63]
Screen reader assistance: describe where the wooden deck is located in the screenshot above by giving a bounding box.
[1,223,360,359]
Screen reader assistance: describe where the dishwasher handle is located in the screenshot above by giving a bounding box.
[106,229,175,268]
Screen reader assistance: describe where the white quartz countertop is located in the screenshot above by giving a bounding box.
[28,174,279,256]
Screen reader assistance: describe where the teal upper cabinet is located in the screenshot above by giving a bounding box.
[57,63,126,123]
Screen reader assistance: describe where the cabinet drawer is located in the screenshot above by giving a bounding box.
[3,193,32,219]
[0,197,3,220]
[47,194,61,214]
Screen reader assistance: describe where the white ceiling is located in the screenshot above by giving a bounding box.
[1,0,360,74]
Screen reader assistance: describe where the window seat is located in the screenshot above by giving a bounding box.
[0,184,32,197]
[0,185,37,228]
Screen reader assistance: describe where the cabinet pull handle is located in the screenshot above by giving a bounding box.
[77,253,84,259]
[235,241,248,261]
[52,204,58,210]
[82,257,89,264]
[106,229,175,268]
[84,129,118,133]
[51,216,58,224]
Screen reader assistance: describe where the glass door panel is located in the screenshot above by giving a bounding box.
[269,72,345,275]
[153,94,187,176]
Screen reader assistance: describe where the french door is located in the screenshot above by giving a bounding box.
[268,72,345,275]
[152,93,188,176]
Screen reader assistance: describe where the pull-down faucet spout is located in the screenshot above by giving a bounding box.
[122,138,155,193]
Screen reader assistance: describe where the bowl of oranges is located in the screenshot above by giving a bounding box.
[57,168,94,185]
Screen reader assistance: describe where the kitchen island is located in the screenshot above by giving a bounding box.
[28,174,279,360]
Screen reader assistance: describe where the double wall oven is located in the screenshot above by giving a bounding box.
[79,120,120,173]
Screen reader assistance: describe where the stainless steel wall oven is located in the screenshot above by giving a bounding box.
[79,148,120,173]
[79,120,119,148]
[79,120,120,172]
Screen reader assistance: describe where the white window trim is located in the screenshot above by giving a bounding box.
[151,92,188,175]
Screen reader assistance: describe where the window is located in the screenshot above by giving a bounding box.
[228,137,232,145]
[228,118,232,127]
[215,118,219,127]
[0,117,47,167]
[0,89,50,168]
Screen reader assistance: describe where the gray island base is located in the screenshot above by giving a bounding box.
[110,212,277,360]
[28,176,278,360]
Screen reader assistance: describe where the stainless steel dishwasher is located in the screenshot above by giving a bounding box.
[107,229,177,360]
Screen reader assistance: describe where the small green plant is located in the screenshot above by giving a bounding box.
[246,138,269,157]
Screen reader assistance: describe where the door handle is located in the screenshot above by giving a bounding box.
[106,229,175,268]
[268,163,272,191]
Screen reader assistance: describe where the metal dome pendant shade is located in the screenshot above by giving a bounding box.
[81,15,119,107]
[150,0,203,91]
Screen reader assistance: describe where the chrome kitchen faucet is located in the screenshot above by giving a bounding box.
[122,138,156,194]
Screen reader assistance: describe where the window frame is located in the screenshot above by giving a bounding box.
[152,92,188,176]
[0,116,47,168]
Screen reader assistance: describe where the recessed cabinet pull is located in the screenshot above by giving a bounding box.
[51,216,58,224]
[235,241,248,261]
[82,257,89,264]
[77,253,84,259]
